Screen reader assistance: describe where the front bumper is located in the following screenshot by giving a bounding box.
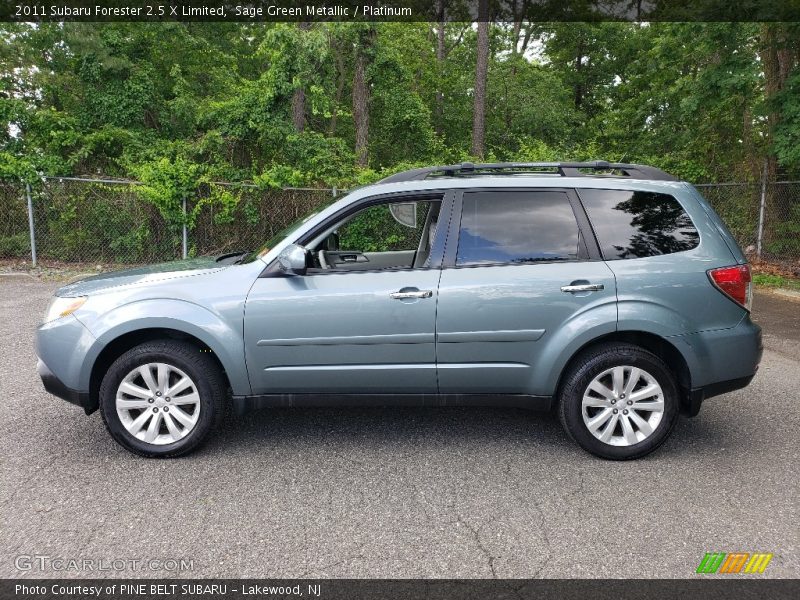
[37,359,95,414]
[36,312,98,414]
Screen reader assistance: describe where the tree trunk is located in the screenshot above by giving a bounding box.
[435,1,446,136]
[512,4,521,57]
[512,0,531,56]
[757,24,798,245]
[742,104,760,180]
[760,25,781,178]
[471,0,490,159]
[758,24,798,178]
[291,87,306,133]
[328,35,345,136]
[353,27,375,168]
[291,22,311,132]
[519,24,533,56]
[574,37,585,111]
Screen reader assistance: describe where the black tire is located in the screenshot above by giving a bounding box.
[99,340,226,458]
[558,343,679,460]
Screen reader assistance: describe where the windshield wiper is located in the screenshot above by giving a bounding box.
[215,251,250,264]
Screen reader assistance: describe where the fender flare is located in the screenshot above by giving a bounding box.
[79,299,251,396]
[529,303,618,396]
[531,303,698,398]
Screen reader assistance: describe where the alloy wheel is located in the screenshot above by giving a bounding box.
[115,362,201,445]
[581,365,665,447]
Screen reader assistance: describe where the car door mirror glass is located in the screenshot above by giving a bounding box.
[277,244,308,275]
[389,202,418,228]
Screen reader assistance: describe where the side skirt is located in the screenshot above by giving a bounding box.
[231,393,553,416]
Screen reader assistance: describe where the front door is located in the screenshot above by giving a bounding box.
[244,196,446,395]
[435,189,617,395]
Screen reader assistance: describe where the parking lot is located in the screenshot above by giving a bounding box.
[0,276,797,579]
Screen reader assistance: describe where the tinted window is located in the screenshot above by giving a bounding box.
[456,191,584,265]
[579,189,699,260]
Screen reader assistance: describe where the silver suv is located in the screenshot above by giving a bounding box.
[37,162,762,459]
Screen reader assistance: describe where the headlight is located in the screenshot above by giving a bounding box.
[44,296,87,323]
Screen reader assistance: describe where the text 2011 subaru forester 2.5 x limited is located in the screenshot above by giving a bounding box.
[37,162,762,459]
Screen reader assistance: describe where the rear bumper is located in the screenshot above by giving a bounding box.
[674,316,763,416]
[37,359,95,415]
[685,374,756,417]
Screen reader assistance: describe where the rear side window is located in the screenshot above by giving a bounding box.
[456,191,586,265]
[579,189,699,260]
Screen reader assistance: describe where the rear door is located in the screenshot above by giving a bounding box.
[435,188,617,396]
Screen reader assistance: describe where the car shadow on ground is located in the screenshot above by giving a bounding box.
[211,406,566,452]
[189,404,740,462]
[39,397,746,463]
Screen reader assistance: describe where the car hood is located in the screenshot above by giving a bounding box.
[57,257,226,297]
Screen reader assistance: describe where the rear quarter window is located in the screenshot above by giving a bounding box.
[578,189,699,260]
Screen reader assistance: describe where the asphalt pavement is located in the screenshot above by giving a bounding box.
[0,277,797,579]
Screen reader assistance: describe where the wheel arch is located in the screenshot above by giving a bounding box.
[76,297,251,412]
[86,327,236,414]
[553,330,693,414]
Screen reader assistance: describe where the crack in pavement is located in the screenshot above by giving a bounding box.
[297,553,366,578]
[453,514,497,579]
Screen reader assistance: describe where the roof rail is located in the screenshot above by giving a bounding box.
[378,161,677,183]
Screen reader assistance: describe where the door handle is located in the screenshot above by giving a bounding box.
[561,283,604,293]
[390,289,433,300]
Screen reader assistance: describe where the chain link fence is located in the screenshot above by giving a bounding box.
[696,182,800,269]
[0,177,340,265]
[32,178,179,264]
[0,176,798,269]
[192,184,333,257]
[0,182,31,258]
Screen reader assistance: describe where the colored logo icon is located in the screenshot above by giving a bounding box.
[696,552,773,574]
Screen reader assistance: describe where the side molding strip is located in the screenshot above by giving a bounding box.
[257,333,433,346]
[437,329,545,343]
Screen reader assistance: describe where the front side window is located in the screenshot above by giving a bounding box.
[456,191,584,266]
[308,198,441,271]
[578,189,700,260]
[337,201,433,253]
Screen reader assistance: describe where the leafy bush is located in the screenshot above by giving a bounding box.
[0,234,29,257]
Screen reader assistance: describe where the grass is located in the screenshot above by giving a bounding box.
[752,273,800,290]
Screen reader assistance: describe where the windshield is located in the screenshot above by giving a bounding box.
[239,209,324,264]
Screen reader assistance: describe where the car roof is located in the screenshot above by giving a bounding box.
[355,176,689,198]
[378,161,678,183]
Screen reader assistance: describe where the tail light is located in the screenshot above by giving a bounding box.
[707,264,752,311]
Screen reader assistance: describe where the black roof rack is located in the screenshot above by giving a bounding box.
[378,161,677,183]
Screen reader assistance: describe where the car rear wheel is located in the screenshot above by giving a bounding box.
[558,343,679,460]
[99,340,226,458]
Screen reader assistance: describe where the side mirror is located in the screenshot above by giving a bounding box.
[276,244,307,276]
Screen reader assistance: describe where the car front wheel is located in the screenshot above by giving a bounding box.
[558,343,679,460]
[99,340,226,458]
